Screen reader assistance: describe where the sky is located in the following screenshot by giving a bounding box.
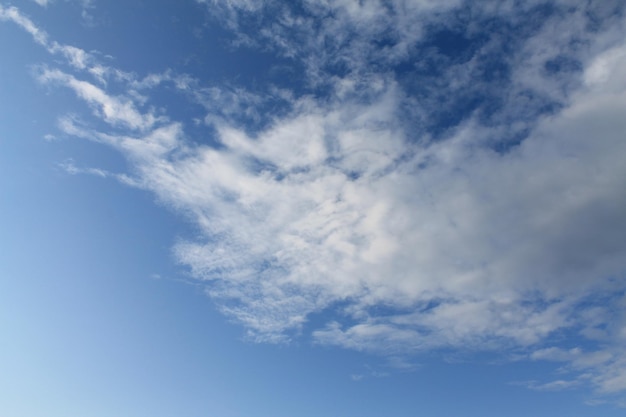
[1,0,626,416]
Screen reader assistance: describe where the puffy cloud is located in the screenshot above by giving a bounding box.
[59,40,624,357]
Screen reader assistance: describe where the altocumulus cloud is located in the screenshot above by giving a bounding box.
[3,0,626,400]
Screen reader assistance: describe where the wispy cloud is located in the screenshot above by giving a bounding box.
[58,157,141,187]
[0,5,123,82]
[38,69,161,131]
[4,0,626,402]
[31,0,50,8]
[0,5,49,45]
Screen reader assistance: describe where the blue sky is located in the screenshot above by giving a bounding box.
[2,0,626,416]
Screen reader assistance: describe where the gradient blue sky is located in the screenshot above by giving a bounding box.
[2,1,626,416]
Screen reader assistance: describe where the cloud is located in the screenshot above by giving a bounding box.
[0,5,113,81]
[4,0,626,402]
[525,378,583,391]
[66,36,625,355]
[0,5,49,45]
[38,68,161,131]
[58,157,142,187]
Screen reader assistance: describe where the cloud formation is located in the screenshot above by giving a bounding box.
[4,0,626,401]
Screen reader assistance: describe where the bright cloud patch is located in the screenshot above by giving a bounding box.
[3,0,626,401]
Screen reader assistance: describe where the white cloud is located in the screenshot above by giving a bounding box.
[58,157,140,186]
[131,5,626,397]
[39,69,160,131]
[59,158,108,178]
[0,5,49,45]
[0,5,136,85]
[519,378,583,391]
[94,43,626,356]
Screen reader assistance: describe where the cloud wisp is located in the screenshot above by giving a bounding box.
[4,0,626,401]
[31,0,50,7]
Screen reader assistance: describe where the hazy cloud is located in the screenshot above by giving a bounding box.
[32,0,50,7]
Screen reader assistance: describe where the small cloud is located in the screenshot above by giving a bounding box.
[0,4,49,46]
[39,68,161,131]
[532,379,582,391]
[58,159,141,188]
[511,379,581,392]
[386,356,420,371]
[58,159,107,178]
